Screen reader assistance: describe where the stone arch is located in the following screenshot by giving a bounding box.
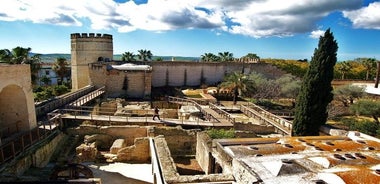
[0,84,30,137]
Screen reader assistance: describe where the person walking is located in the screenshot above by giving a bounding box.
[153,106,161,120]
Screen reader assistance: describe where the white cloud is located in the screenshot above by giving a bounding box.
[310,30,325,39]
[0,0,364,37]
[343,2,380,29]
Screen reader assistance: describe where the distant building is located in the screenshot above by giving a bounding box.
[37,62,71,86]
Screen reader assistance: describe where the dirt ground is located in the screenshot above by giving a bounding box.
[174,157,205,175]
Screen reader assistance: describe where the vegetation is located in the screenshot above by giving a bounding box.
[0,47,42,84]
[137,49,153,61]
[333,85,366,107]
[262,59,309,78]
[52,57,70,85]
[292,29,338,136]
[219,72,249,105]
[218,52,234,62]
[200,52,261,63]
[206,128,235,139]
[350,99,380,124]
[121,51,136,62]
[34,85,70,102]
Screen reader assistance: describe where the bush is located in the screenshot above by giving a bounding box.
[206,128,235,139]
[341,118,380,137]
[53,85,69,96]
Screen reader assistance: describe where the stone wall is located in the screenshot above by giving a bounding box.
[153,136,235,184]
[116,137,150,163]
[234,122,275,134]
[196,132,213,174]
[89,63,152,98]
[88,61,285,99]
[0,64,37,135]
[69,125,147,146]
[152,126,198,156]
[1,132,65,176]
[232,159,261,184]
[151,62,286,87]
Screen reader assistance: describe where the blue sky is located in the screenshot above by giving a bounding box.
[0,0,379,61]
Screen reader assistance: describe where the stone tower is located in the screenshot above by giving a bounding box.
[71,33,113,90]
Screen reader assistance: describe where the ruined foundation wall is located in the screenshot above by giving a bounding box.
[70,125,147,146]
[234,122,275,134]
[153,136,234,184]
[116,137,150,163]
[196,132,213,174]
[152,126,198,155]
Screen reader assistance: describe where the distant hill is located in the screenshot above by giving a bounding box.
[37,54,199,63]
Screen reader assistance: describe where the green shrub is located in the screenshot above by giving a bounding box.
[53,85,69,96]
[350,120,379,137]
[206,128,235,139]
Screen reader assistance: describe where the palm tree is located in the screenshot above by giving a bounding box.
[52,57,69,85]
[201,53,219,62]
[219,72,248,105]
[121,52,136,62]
[241,53,260,62]
[137,49,152,61]
[0,49,12,63]
[362,58,376,80]
[25,54,42,84]
[1,46,41,84]
[218,52,234,62]
[336,61,352,79]
[0,47,31,64]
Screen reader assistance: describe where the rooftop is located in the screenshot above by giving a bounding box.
[215,131,380,184]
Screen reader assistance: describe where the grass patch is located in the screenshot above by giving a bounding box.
[206,128,235,139]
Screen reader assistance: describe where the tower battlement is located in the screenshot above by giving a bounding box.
[71,33,113,39]
[71,33,113,90]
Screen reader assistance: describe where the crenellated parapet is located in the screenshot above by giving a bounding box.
[71,33,112,39]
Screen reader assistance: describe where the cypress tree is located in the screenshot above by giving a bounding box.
[292,28,338,136]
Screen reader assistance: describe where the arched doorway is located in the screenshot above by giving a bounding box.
[0,84,29,138]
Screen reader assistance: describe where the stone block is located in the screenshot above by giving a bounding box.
[110,139,126,154]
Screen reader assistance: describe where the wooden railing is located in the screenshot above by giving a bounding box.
[67,86,105,107]
[35,85,102,117]
[167,96,235,124]
[0,117,60,165]
[240,103,292,135]
[209,103,235,124]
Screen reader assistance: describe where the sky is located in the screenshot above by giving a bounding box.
[0,0,380,61]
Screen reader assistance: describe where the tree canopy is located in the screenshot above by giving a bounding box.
[292,29,338,136]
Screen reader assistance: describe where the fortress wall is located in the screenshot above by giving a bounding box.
[89,63,151,98]
[105,69,125,98]
[0,64,37,133]
[126,71,150,98]
[151,62,285,87]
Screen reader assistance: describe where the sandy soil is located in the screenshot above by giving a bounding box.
[85,162,153,184]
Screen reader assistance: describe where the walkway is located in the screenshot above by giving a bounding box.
[59,110,232,128]
[240,103,292,136]
[67,86,105,107]
[167,96,234,126]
